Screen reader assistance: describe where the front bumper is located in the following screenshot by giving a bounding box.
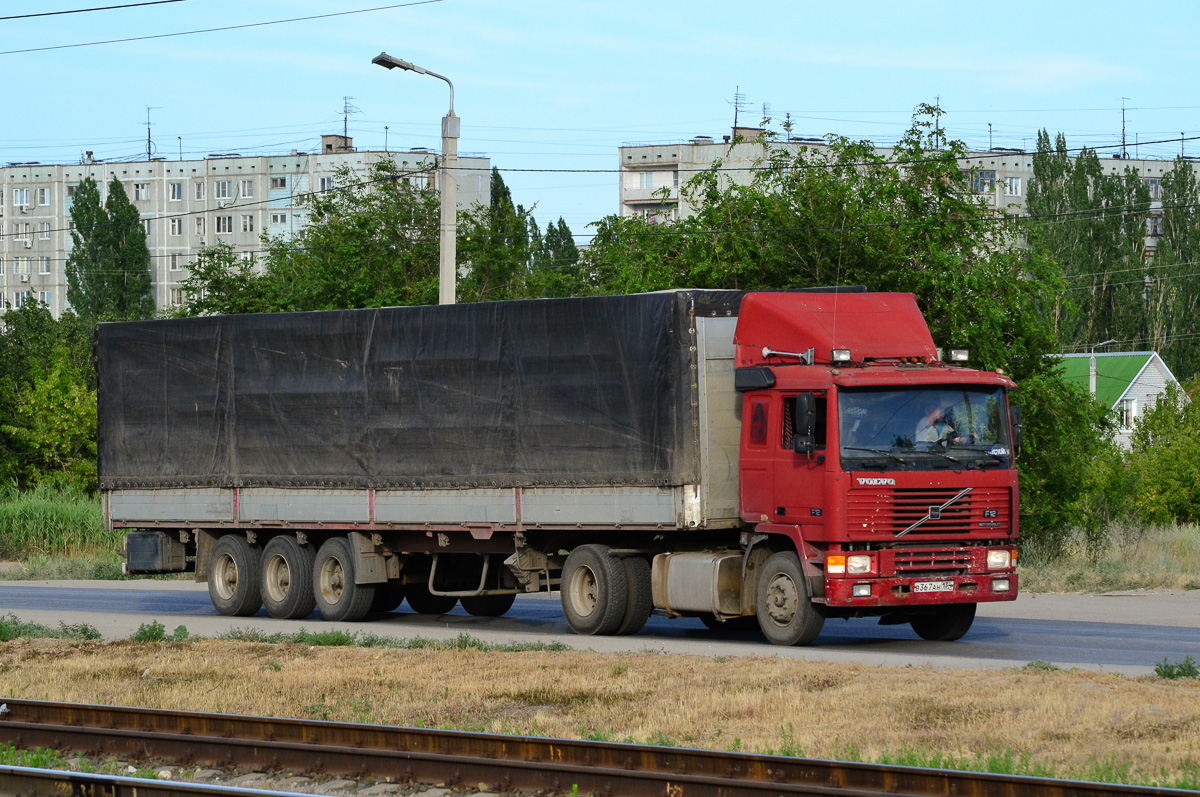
[825,572,1018,607]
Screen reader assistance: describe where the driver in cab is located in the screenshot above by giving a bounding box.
[916,400,975,446]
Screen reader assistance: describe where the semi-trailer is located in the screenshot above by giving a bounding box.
[105,289,1020,645]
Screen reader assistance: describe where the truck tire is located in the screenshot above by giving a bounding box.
[910,603,976,641]
[313,537,375,622]
[561,544,628,636]
[208,535,263,617]
[371,581,407,614]
[405,582,459,615]
[260,536,317,619]
[755,551,824,646]
[460,593,516,617]
[615,556,652,636]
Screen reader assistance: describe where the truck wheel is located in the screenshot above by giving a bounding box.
[561,544,628,636]
[313,537,375,622]
[615,557,652,636]
[208,535,262,617]
[405,582,459,615]
[371,581,407,614]
[910,603,976,641]
[260,536,316,619]
[755,551,824,646]
[460,593,516,617]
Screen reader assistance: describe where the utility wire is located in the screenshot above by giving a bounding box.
[0,1,190,21]
[0,0,445,56]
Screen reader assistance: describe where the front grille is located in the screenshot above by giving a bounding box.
[846,486,1010,537]
[888,548,973,575]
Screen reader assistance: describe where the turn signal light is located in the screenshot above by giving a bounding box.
[826,555,846,574]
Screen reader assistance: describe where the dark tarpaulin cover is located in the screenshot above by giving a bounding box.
[96,291,745,490]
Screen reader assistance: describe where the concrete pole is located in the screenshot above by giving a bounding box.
[439,112,459,305]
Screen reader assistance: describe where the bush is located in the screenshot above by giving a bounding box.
[0,484,116,561]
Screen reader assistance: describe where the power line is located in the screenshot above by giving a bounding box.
[0,1,190,21]
[0,0,446,57]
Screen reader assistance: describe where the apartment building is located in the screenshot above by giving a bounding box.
[618,128,1194,228]
[0,135,490,318]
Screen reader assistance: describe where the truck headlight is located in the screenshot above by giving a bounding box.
[987,549,1012,570]
[993,578,1011,592]
[847,554,874,574]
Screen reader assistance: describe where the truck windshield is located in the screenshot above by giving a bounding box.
[838,386,1012,470]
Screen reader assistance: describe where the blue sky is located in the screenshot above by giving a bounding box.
[5,0,1200,238]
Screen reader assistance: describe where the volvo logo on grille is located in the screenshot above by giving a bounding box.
[857,477,895,486]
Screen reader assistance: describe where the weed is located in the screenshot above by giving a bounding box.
[1154,655,1200,680]
[260,658,282,672]
[0,613,100,642]
[1022,660,1061,672]
[610,663,628,677]
[0,486,118,562]
[646,731,678,747]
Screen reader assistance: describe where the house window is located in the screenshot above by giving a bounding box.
[319,176,334,193]
[215,181,231,199]
[196,217,206,236]
[195,181,206,200]
[1004,177,1022,197]
[241,215,254,232]
[13,188,29,206]
[1145,178,1161,201]
[638,171,653,190]
[133,183,149,201]
[170,254,183,270]
[169,182,183,201]
[216,215,233,234]
[239,251,254,263]
[39,257,50,275]
[38,290,51,305]
[37,187,48,206]
[16,257,29,274]
[270,212,287,224]
[40,222,50,239]
[13,291,28,308]
[169,218,184,236]
[270,176,287,190]
[973,170,996,193]
[1121,398,1137,430]
[240,180,254,198]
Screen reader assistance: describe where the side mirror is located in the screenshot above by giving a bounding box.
[793,433,816,456]
[794,392,816,437]
[1010,405,1023,457]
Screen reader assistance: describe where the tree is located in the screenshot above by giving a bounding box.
[1150,158,1200,381]
[458,168,536,302]
[529,217,584,297]
[65,176,155,321]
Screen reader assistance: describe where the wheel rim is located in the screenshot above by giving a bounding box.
[319,556,346,605]
[568,564,599,618]
[765,572,799,627]
[212,553,238,601]
[263,554,291,603]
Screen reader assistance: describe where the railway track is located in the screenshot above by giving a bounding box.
[0,698,1191,797]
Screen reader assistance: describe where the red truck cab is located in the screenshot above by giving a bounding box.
[733,292,1019,644]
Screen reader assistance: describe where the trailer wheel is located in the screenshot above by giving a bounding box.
[313,537,375,622]
[208,535,262,617]
[405,581,459,615]
[460,593,516,617]
[615,557,652,636]
[755,551,824,646]
[561,544,628,636]
[260,536,317,619]
[910,603,976,641]
[370,581,407,614]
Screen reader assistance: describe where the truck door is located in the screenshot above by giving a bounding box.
[739,393,775,521]
[773,393,827,523]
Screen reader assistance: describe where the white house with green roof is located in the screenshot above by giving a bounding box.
[1057,351,1180,448]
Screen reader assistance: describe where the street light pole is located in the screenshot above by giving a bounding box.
[372,51,458,305]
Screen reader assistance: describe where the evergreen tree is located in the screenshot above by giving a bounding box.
[65,176,155,321]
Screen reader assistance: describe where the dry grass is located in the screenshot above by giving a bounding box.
[1021,522,1200,593]
[0,638,1197,786]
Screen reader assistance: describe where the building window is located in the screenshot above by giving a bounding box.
[1145,178,1162,201]
[1149,216,1164,238]
[638,171,653,190]
[133,183,149,201]
[37,187,48,206]
[170,253,183,270]
[0,258,4,275]
[215,181,231,200]
[270,176,287,190]
[1120,398,1137,430]
[66,185,77,198]
[270,212,287,224]
[13,291,28,308]
[141,219,151,235]
[195,181,206,200]
[973,170,996,193]
[169,288,184,307]
[196,217,206,236]
[13,188,29,206]
[14,222,31,240]
[319,176,334,193]
[169,182,183,201]
[241,215,254,232]
[216,216,233,234]
[239,251,254,263]
[16,257,29,274]
[169,218,184,236]
[39,257,50,275]
[240,180,254,198]
[1004,177,1022,197]
[38,290,50,305]
[40,222,50,239]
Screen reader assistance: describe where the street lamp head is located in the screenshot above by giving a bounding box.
[372,52,426,75]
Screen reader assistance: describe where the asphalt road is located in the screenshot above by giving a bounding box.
[0,580,1197,676]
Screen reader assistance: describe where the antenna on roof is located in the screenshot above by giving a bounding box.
[728,87,748,133]
[342,96,362,140]
[144,106,161,161]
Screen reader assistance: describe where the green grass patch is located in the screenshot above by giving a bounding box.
[0,485,117,562]
[220,627,568,652]
[0,612,101,642]
[1020,522,1200,592]
[1154,654,1200,680]
[129,621,192,643]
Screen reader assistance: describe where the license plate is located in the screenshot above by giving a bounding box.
[913,580,955,593]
